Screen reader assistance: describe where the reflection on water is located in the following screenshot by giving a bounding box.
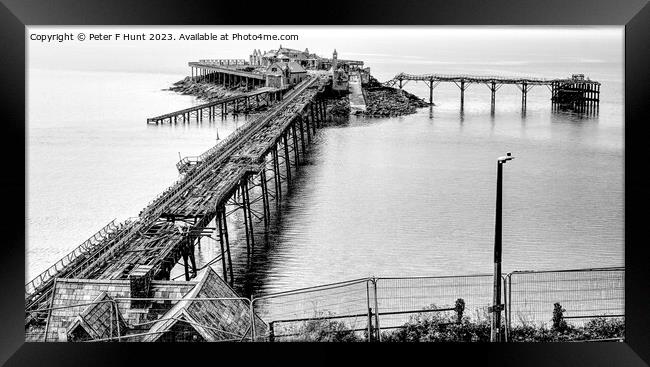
[28,69,623,299]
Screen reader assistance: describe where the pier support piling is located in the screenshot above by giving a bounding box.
[260,169,270,232]
[244,177,255,251]
[240,179,252,255]
[217,209,228,283]
[299,116,306,154]
[461,80,465,107]
[310,103,317,133]
[305,115,312,143]
[292,122,300,167]
[221,210,234,285]
[272,146,282,204]
[320,100,326,123]
[283,132,292,186]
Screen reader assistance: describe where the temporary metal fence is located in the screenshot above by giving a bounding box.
[375,275,493,335]
[251,268,624,342]
[26,267,624,342]
[504,267,625,337]
[248,275,492,342]
[250,278,371,342]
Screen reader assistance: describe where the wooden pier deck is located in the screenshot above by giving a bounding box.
[26,76,329,314]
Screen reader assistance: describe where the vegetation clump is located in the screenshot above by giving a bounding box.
[381,301,624,342]
[273,301,624,342]
[272,311,363,342]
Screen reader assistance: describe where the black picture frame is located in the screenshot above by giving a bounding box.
[1,0,648,365]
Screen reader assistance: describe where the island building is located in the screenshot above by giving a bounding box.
[250,45,322,69]
[331,49,350,93]
[190,46,369,91]
[265,61,308,88]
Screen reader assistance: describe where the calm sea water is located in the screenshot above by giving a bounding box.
[27,61,623,296]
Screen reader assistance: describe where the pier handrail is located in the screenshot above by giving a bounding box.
[61,216,145,280]
[25,219,124,297]
[198,59,248,64]
[25,218,146,311]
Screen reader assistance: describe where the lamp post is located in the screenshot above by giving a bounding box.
[491,152,514,342]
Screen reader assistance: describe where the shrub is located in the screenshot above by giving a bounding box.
[273,311,363,342]
[381,301,491,343]
[552,302,568,332]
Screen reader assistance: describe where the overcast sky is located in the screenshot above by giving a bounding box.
[27,26,623,76]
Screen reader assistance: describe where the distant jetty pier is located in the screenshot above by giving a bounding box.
[385,73,600,114]
[146,87,286,124]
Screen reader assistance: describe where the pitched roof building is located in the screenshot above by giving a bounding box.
[29,268,265,342]
[252,45,324,69]
[141,268,266,342]
[265,62,307,88]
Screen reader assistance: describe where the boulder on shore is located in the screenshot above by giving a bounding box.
[329,97,351,116]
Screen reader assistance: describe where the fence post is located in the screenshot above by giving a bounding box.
[455,298,465,324]
[507,273,513,341]
[114,300,121,342]
[503,274,509,342]
[269,321,275,342]
[366,280,373,342]
[249,298,256,342]
[367,307,374,342]
[372,278,381,341]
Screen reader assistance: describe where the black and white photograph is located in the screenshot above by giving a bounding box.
[21,25,625,344]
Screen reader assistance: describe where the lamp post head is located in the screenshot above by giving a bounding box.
[498,152,515,164]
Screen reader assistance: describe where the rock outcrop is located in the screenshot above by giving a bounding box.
[168,77,249,101]
[362,75,430,117]
[363,87,430,117]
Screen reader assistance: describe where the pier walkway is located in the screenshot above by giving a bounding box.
[385,72,600,113]
[26,76,330,314]
[348,71,367,113]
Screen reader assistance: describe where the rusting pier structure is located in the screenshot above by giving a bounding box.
[26,76,330,323]
[385,73,600,113]
[189,61,266,88]
[146,87,286,124]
